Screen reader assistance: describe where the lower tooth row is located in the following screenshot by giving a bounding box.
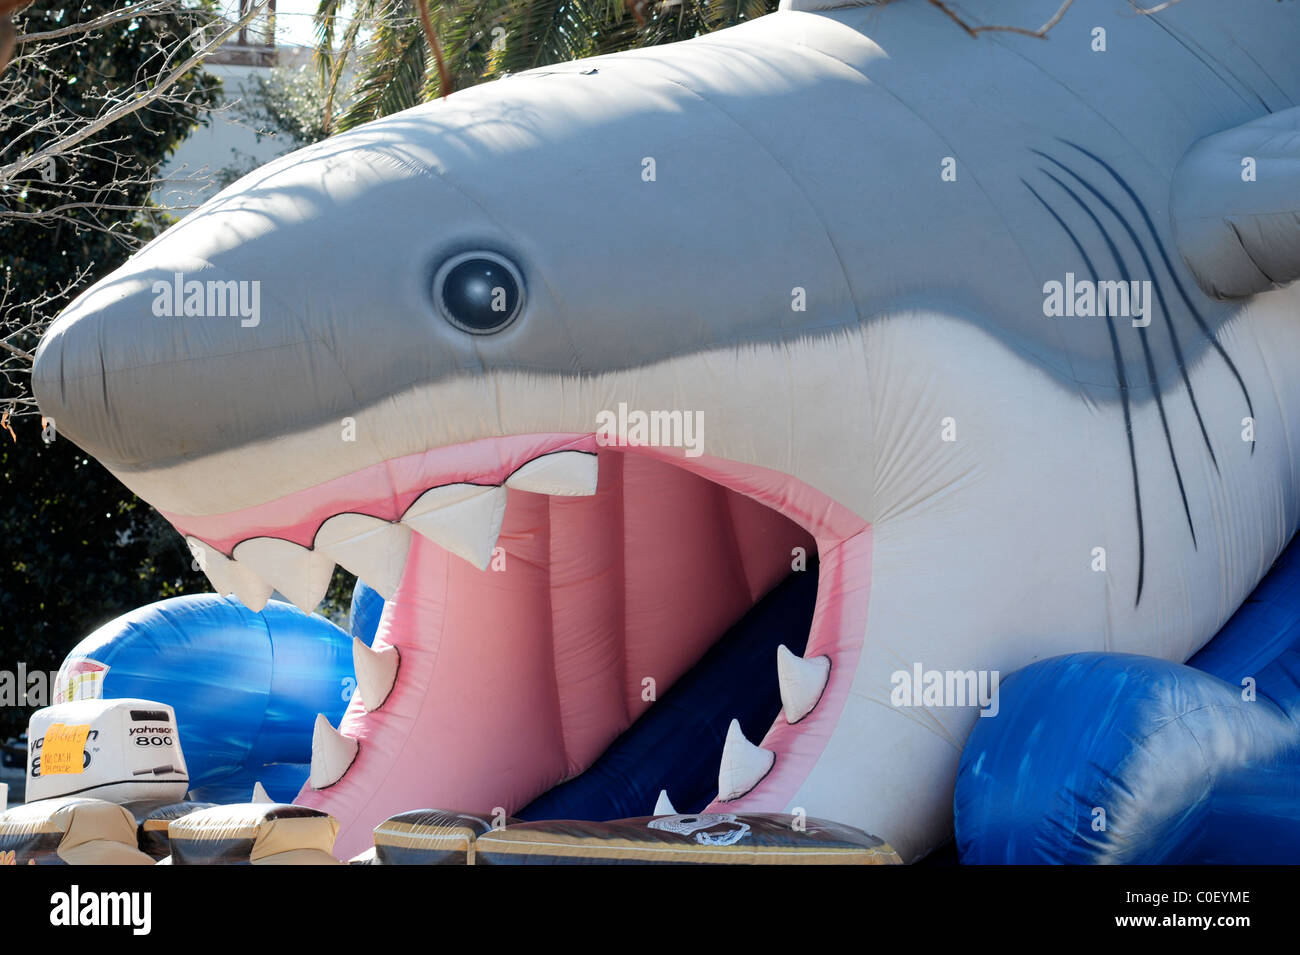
[305,638,830,803]
[659,646,833,810]
[303,631,829,805]
[300,634,831,803]
[306,638,402,791]
[306,647,832,801]
[309,713,358,790]
[717,719,776,801]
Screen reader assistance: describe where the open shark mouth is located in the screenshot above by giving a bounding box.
[172,433,872,858]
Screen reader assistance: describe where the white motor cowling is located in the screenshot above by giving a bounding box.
[26,699,189,804]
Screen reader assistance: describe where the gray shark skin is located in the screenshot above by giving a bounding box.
[30,0,1300,860]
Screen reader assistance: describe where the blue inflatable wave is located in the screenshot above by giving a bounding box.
[60,594,354,803]
[349,579,385,648]
[955,535,1300,864]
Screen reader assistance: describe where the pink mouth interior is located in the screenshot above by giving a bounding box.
[169,435,872,859]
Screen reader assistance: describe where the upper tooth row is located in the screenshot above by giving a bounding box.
[186,450,598,613]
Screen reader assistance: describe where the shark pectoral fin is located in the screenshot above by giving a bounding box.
[1171,105,1300,300]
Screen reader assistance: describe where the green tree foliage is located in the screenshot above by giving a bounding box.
[0,431,203,738]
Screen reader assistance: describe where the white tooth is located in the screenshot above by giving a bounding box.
[315,514,411,600]
[232,537,334,614]
[230,578,274,614]
[777,645,831,724]
[352,637,399,712]
[309,713,358,790]
[505,451,598,496]
[401,484,507,570]
[653,790,677,816]
[251,781,272,803]
[186,536,273,612]
[716,719,774,801]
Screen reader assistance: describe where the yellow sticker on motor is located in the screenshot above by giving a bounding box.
[41,723,91,775]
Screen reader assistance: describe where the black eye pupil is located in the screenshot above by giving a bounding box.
[439,256,521,332]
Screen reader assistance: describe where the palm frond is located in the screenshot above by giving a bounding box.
[337,14,430,130]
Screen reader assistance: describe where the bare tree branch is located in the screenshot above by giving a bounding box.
[0,338,32,361]
[0,0,270,185]
[927,0,1076,39]
[16,0,173,44]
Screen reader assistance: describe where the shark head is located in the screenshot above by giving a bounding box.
[32,0,1300,860]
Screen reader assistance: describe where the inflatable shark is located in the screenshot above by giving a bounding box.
[32,0,1300,860]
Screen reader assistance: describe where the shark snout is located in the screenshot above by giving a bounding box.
[32,250,356,472]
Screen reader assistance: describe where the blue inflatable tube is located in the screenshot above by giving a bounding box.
[349,579,385,647]
[955,651,1300,863]
[955,534,1300,864]
[59,594,354,803]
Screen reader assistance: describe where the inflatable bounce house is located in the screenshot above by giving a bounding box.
[5,0,1300,863]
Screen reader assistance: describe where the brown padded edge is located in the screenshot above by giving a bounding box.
[0,796,119,837]
[474,829,901,864]
[374,821,477,851]
[249,815,340,862]
[59,800,140,852]
[168,804,337,843]
[0,797,156,865]
[59,840,156,866]
[250,847,342,865]
[372,810,502,865]
[471,815,904,865]
[167,804,340,863]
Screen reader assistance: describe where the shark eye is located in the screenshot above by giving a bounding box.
[434,251,524,334]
